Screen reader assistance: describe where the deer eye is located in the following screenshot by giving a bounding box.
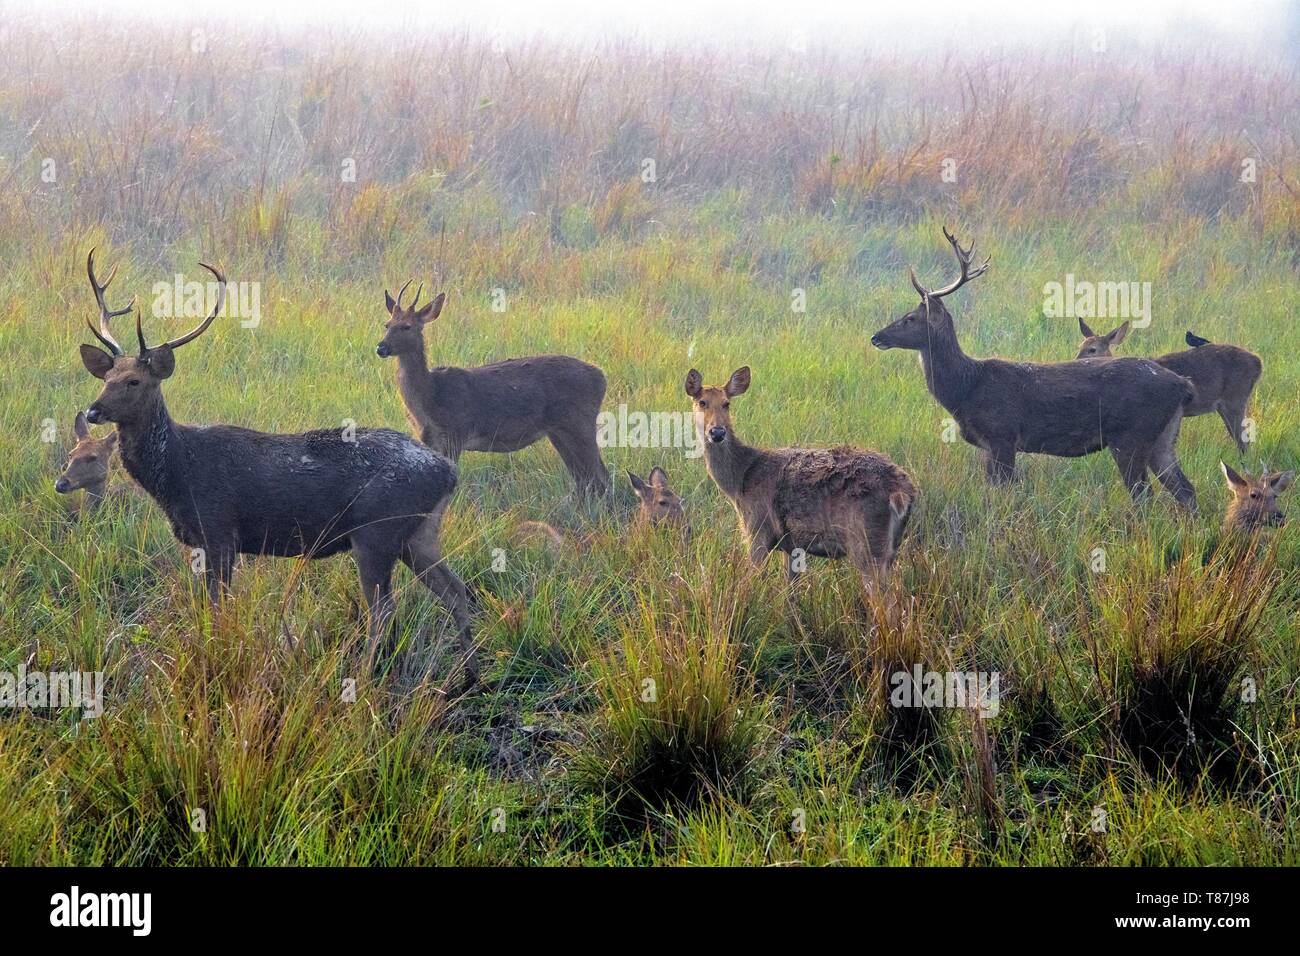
[698,399,707,408]
[128,378,141,387]
[400,324,411,331]
[722,401,730,409]
[1250,492,1259,499]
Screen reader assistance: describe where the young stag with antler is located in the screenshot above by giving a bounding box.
[376,282,611,496]
[79,251,477,687]
[872,229,1198,510]
[1074,321,1262,455]
[686,367,916,591]
[1220,462,1293,535]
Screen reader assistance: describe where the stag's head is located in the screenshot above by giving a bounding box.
[1075,319,1129,359]
[376,281,445,359]
[80,250,226,426]
[54,411,117,494]
[872,228,989,352]
[1222,462,1293,533]
[685,367,749,447]
[627,467,686,526]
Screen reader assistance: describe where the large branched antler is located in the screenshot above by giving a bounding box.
[137,262,227,353]
[910,227,991,299]
[86,248,134,356]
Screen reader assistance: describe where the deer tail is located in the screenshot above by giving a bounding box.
[1185,330,1212,348]
[887,490,915,556]
[516,520,567,555]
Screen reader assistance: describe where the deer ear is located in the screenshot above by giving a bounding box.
[649,467,669,489]
[1221,461,1248,492]
[1108,321,1130,346]
[143,346,176,379]
[104,431,118,449]
[415,292,446,323]
[384,290,397,315]
[74,411,91,439]
[80,344,114,380]
[725,366,751,397]
[627,470,648,495]
[1268,471,1295,494]
[684,369,703,399]
[1078,318,1095,337]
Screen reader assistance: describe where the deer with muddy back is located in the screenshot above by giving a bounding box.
[872,228,1198,511]
[377,282,611,497]
[686,366,916,592]
[79,251,478,689]
[1075,320,1262,455]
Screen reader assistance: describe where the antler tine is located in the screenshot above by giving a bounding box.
[153,262,227,351]
[909,267,930,298]
[395,279,413,312]
[930,228,991,298]
[86,248,131,356]
[411,282,423,310]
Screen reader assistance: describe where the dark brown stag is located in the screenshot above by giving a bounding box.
[377,282,611,496]
[872,229,1198,510]
[79,251,478,688]
[1075,320,1262,455]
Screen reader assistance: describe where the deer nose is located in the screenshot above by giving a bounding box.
[375,342,391,358]
[1273,513,1286,526]
[84,406,103,424]
[708,426,727,443]
[870,333,887,349]
[54,477,71,493]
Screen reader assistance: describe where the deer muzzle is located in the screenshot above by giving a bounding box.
[54,477,72,494]
[375,342,392,358]
[84,406,105,425]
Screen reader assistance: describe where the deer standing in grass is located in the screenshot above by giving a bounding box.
[1220,462,1293,534]
[54,411,137,512]
[377,283,611,496]
[1075,321,1262,455]
[79,251,477,688]
[872,229,1198,511]
[686,367,916,590]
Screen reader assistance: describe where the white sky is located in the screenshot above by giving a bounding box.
[11,0,1294,47]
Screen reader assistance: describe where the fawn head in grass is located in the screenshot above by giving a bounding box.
[1075,318,1130,358]
[627,467,686,527]
[54,411,118,505]
[1222,462,1293,533]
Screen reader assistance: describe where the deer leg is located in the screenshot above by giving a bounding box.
[1215,400,1249,456]
[1148,416,1197,513]
[352,545,398,655]
[984,443,1016,484]
[548,426,610,499]
[200,546,235,609]
[401,516,478,692]
[1109,445,1152,504]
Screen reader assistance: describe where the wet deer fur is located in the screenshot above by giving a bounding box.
[872,229,1198,511]
[377,282,611,496]
[78,251,477,687]
[1075,320,1262,455]
[686,367,916,589]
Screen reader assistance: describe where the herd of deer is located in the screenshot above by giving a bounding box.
[56,231,1289,691]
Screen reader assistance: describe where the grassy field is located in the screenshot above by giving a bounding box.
[2,18,1299,865]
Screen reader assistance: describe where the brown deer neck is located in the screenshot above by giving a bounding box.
[81,480,108,506]
[703,432,761,500]
[919,322,979,411]
[115,400,178,500]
